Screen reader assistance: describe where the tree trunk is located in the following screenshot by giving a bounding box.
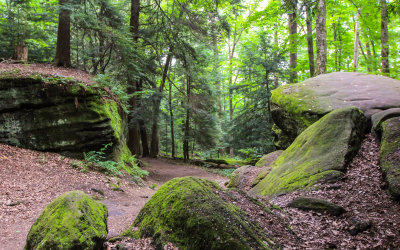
[315,0,327,75]
[353,9,361,72]
[137,80,149,157]
[274,22,279,87]
[288,0,298,83]
[168,79,175,159]
[12,44,28,62]
[54,0,71,67]
[183,73,191,162]
[150,52,173,158]
[127,0,141,157]
[381,0,389,75]
[306,3,315,77]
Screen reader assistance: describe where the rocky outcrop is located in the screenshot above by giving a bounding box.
[25,190,108,250]
[271,72,400,148]
[251,107,365,196]
[0,75,127,159]
[288,197,345,216]
[371,108,400,138]
[131,177,274,249]
[379,117,400,200]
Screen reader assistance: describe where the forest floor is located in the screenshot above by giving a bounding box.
[1,135,400,249]
[0,144,227,250]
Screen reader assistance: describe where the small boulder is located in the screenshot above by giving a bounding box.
[132,177,271,249]
[347,217,371,235]
[288,197,345,216]
[379,117,400,200]
[251,107,365,196]
[25,190,108,250]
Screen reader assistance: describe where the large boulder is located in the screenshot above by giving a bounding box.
[25,190,108,250]
[379,117,400,200]
[0,74,127,159]
[131,177,271,249]
[227,151,283,190]
[371,108,400,138]
[271,72,400,148]
[251,107,365,197]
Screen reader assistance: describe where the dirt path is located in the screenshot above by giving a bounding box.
[0,144,228,250]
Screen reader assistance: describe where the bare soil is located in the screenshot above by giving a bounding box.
[0,144,227,250]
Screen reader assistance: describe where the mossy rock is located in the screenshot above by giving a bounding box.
[288,197,345,216]
[204,158,229,165]
[0,75,128,160]
[379,117,400,200]
[271,72,400,148]
[255,151,283,168]
[371,108,400,139]
[251,107,365,197]
[226,165,253,189]
[25,190,108,250]
[131,177,271,249]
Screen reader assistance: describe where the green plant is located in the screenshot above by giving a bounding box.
[150,184,157,190]
[84,143,121,176]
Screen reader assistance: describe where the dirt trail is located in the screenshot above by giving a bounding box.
[0,144,228,250]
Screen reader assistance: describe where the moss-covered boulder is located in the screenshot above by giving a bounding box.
[132,177,271,249]
[271,72,400,148]
[25,190,108,250]
[371,108,400,138]
[0,74,128,160]
[255,151,283,168]
[288,197,345,216]
[251,107,365,197]
[379,117,400,200]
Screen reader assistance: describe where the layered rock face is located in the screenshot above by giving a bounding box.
[0,76,126,159]
[271,72,400,148]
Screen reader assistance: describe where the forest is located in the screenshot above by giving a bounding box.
[1,0,398,162]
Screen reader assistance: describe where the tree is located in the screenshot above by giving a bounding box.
[305,0,315,77]
[381,0,389,75]
[315,0,326,75]
[54,0,71,67]
[288,0,298,82]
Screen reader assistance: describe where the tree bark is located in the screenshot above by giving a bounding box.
[315,0,327,75]
[353,9,361,72]
[12,44,28,62]
[168,79,175,159]
[149,52,173,158]
[306,3,315,77]
[137,80,149,157]
[273,22,279,87]
[381,0,389,75]
[183,72,191,162]
[127,0,141,157]
[54,0,71,67]
[288,0,298,83]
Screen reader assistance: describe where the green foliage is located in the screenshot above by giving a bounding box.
[84,143,121,176]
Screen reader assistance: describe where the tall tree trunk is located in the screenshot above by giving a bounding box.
[315,0,327,75]
[54,0,71,67]
[306,3,315,77]
[127,0,141,157]
[288,0,298,83]
[149,52,173,158]
[183,72,191,162]
[359,41,371,72]
[366,41,374,72]
[138,80,149,157]
[168,79,175,159]
[381,0,389,75]
[273,22,279,87]
[353,9,361,72]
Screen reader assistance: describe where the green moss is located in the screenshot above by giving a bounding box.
[251,107,365,196]
[131,177,271,249]
[288,197,345,216]
[25,191,108,250]
[379,117,400,200]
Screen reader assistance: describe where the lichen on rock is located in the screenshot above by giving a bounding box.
[251,107,365,197]
[131,176,272,249]
[25,190,108,250]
